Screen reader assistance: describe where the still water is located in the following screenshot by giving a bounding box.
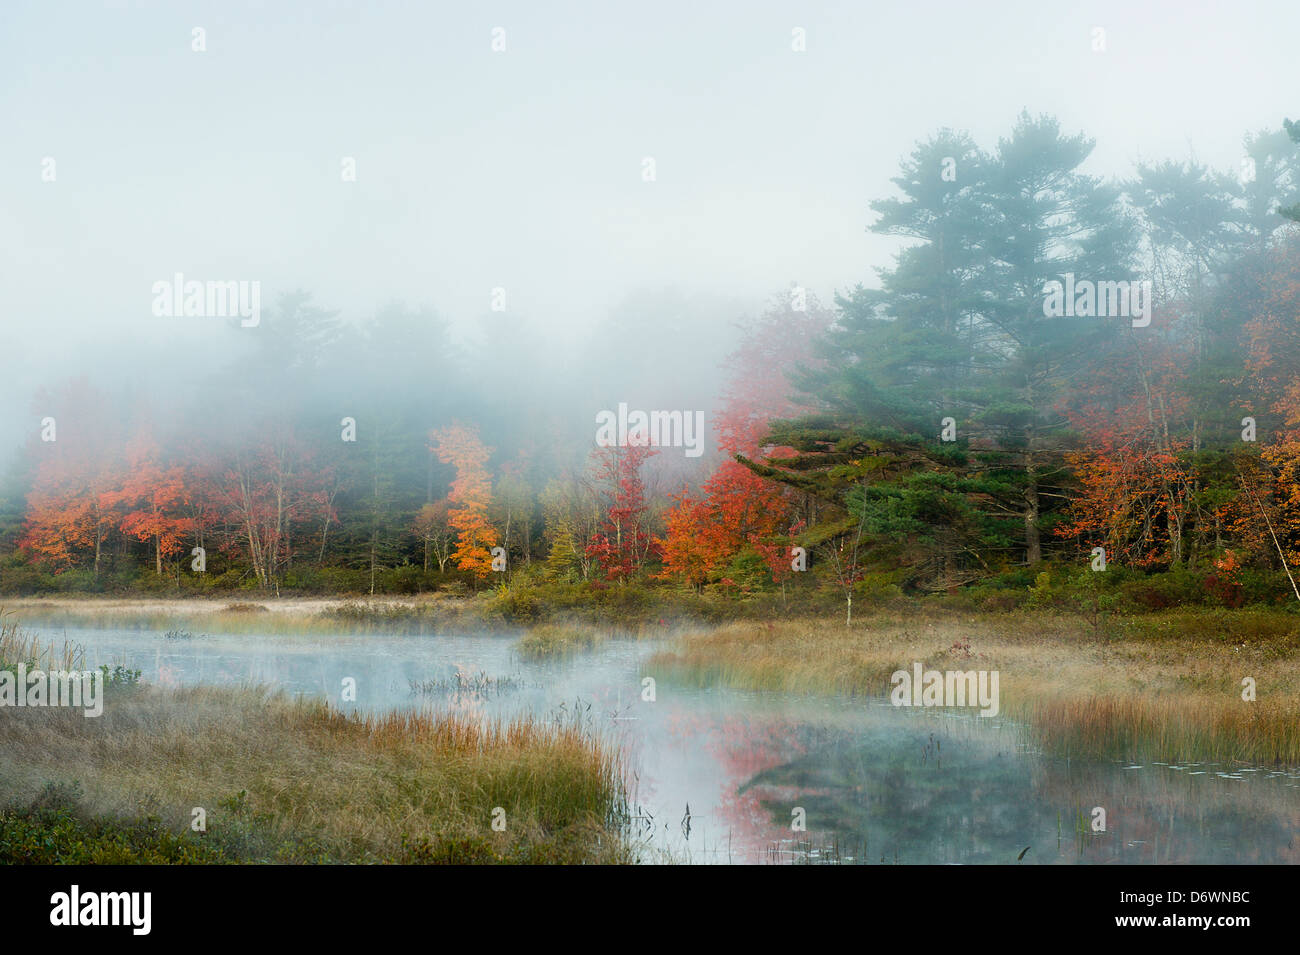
[41,625,1300,864]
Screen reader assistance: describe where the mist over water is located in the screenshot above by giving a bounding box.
[41,621,1300,865]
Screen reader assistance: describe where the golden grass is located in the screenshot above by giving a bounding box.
[0,616,630,863]
[0,685,630,862]
[1,595,472,636]
[515,623,606,660]
[0,612,84,671]
[648,609,1300,764]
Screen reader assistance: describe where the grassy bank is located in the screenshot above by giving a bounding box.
[648,608,1300,765]
[1,598,663,665]
[2,592,690,637]
[0,621,631,864]
[0,578,845,634]
[1,594,492,636]
[9,558,1300,636]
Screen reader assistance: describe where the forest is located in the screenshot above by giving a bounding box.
[4,112,1300,622]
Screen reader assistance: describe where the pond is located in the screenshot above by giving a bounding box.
[37,624,1300,864]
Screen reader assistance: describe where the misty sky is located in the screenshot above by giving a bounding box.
[2,0,1298,458]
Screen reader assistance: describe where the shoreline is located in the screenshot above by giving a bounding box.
[3,595,439,615]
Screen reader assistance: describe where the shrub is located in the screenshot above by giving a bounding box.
[485,583,546,624]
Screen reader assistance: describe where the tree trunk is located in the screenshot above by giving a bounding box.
[370,530,377,596]
[1024,465,1042,565]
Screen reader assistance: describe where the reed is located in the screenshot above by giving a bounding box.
[515,623,605,660]
[649,609,1300,764]
[0,618,632,863]
[0,612,84,672]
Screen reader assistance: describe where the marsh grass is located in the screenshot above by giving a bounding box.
[4,594,476,637]
[513,620,667,660]
[7,597,661,660]
[0,613,84,673]
[2,585,762,635]
[515,623,606,660]
[649,609,1300,765]
[3,595,481,636]
[409,670,525,698]
[0,610,633,863]
[0,686,631,863]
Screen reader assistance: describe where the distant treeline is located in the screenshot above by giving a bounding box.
[4,112,1300,606]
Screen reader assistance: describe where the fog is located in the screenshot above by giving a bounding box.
[2,0,1298,483]
[7,3,1300,880]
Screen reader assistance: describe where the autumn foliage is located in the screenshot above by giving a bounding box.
[430,424,499,580]
[658,298,828,589]
[586,440,658,582]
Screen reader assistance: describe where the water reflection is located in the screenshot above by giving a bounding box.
[31,624,1300,864]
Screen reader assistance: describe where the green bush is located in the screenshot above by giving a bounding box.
[485,583,547,624]
[378,564,425,595]
[1236,568,1300,608]
[0,783,228,864]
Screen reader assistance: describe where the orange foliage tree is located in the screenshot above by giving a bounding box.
[104,431,192,575]
[1055,306,1204,567]
[430,424,499,580]
[19,379,124,577]
[1237,235,1300,568]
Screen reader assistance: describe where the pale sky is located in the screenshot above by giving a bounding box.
[2,0,1298,455]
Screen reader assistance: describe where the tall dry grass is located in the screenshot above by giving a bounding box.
[649,609,1300,764]
[0,685,630,862]
[2,596,471,636]
[0,613,84,672]
[0,611,631,863]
